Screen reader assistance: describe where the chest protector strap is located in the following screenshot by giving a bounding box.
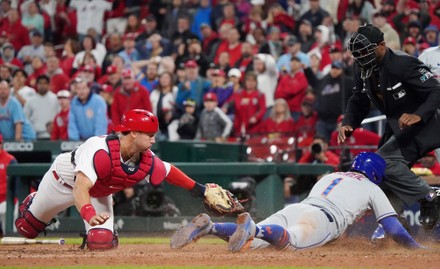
[90,135,166,197]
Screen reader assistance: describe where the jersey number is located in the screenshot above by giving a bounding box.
[322,178,343,196]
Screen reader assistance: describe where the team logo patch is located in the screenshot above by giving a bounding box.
[419,68,433,82]
[393,90,406,100]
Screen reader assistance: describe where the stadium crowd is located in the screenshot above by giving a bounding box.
[0,0,440,165]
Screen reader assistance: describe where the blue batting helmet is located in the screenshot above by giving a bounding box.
[350,152,386,184]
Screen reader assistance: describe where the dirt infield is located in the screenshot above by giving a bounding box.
[0,237,439,268]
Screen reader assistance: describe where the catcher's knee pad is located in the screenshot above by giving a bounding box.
[86,228,119,250]
[15,210,47,239]
[18,192,37,214]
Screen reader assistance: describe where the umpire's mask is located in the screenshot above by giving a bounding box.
[348,24,384,79]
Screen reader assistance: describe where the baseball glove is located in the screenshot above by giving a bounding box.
[203,183,245,216]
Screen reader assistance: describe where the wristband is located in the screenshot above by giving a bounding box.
[80,204,97,223]
[189,182,206,198]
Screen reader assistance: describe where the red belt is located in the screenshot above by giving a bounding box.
[52,171,73,189]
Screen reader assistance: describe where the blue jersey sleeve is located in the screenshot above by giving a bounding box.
[379,216,422,249]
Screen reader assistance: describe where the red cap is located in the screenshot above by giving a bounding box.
[123,32,137,41]
[403,37,416,45]
[80,64,94,73]
[106,65,118,75]
[122,68,133,78]
[426,151,436,157]
[101,84,113,93]
[203,92,218,102]
[212,69,226,77]
[184,60,198,68]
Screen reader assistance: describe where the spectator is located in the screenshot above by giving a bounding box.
[0,80,36,141]
[402,37,418,57]
[0,9,30,52]
[207,69,233,109]
[142,34,166,60]
[175,60,211,117]
[136,14,160,42]
[274,56,309,121]
[81,52,102,80]
[162,0,191,39]
[296,94,319,147]
[73,35,106,71]
[150,72,177,140]
[242,5,266,46]
[253,53,278,113]
[346,0,375,24]
[266,3,295,34]
[200,23,220,63]
[191,0,212,39]
[24,75,59,140]
[372,11,401,50]
[125,13,142,34]
[102,33,123,73]
[299,136,340,169]
[0,43,23,69]
[215,2,240,30]
[60,38,80,77]
[20,1,44,35]
[259,98,296,137]
[217,51,232,74]
[51,90,71,141]
[69,0,112,40]
[227,68,242,94]
[118,33,140,68]
[46,56,69,94]
[177,98,199,140]
[169,14,198,54]
[305,60,354,141]
[423,25,439,47]
[11,68,35,106]
[132,60,159,93]
[233,71,266,137]
[0,133,17,235]
[277,36,310,73]
[252,26,268,53]
[68,78,108,141]
[300,0,330,28]
[101,64,122,92]
[297,19,315,53]
[234,41,254,76]
[307,50,324,80]
[259,26,283,60]
[186,38,210,77]
[214,27,242,67]
[412,151,440,176]
[17,30,45,75]
[0,64,12,82]
[111,69,152,127]
[196,92,233,142]
[393,6,431,38]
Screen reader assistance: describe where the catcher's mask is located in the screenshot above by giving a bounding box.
[348,24,384,79]
[350,152,386,185]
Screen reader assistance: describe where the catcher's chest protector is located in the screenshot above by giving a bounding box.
[90,135,152,197]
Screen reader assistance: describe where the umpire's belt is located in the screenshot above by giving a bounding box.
[52,171,73,190]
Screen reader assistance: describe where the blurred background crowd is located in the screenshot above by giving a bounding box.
[1,0,440,209]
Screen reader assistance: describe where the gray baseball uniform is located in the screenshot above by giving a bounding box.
[251,171,397,250]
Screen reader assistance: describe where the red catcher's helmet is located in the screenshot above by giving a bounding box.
[113,109,158,133]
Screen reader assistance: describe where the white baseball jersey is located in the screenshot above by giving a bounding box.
[28,135,171,232]
[251,171,397,250]
[418,46,440,81]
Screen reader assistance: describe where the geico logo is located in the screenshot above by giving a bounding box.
[60,141,83,151]
[3,142,34,151]
[402,209,421,226]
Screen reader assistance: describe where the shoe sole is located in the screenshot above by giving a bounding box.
[170,213,211,249]
[228,212,255,253]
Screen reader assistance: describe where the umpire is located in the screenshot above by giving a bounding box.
[338,24,440,230]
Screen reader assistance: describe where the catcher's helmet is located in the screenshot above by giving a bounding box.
[113,109,158,133]
[348,24,384,79]
[350,152,386,185]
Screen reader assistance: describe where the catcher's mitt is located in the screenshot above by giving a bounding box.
[203,183,245,216]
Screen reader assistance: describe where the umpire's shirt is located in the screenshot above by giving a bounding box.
[343,48,440,161]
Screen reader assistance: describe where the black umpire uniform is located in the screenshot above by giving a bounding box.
[343,25,440,221]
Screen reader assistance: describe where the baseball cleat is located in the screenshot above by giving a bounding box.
[170,213,213,249]
[419,187,440,230]
[228,212,256,253]
[371,224,386,243]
